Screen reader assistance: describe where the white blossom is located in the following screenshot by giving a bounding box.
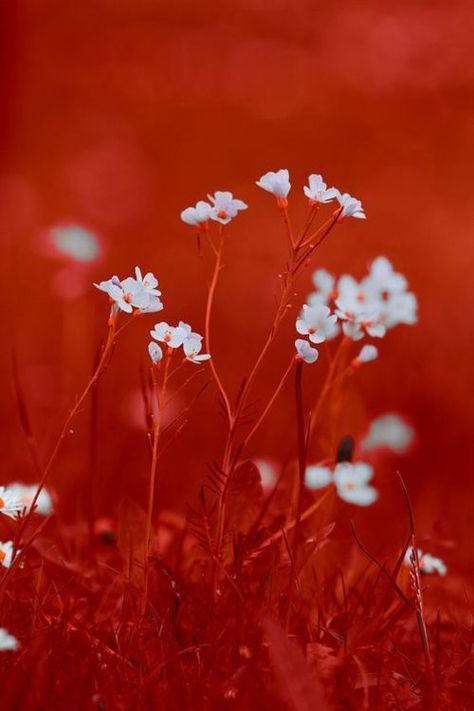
[148,342,163,364]
[95,271,163,314]
[180,200,213,228]
[208,191,247,225]
[256,169,291,205]
[295,339,319,364]
[6,484,53,516]
[183,336,211,364]
[0,486,22,519]
[305,465,332,490]
[404,547,447,576]
[333,462,378,506]
[334,191,366,219]
[150,322,188,349]
[355,345,378,364]
[296,304,338,344]
[0,628,19,652]
[361,414,415,454]
[303,174,338,205]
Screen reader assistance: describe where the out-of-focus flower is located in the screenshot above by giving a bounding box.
[253,459,278,492]
[148,342,163,364]
[296,304,338,344]
[48,224,102,263]
[404,547,447,576]
[180,200,213,228]
[183,336,211,364]
[303,174,338,205]
[0,628,19,652]
[308,269,336,306]
[256,169,291,206]
[335,276,386,340]
[361,414,415,454]
[354,344,378,364]
[207,191,247,225]
[7,484,53,516]
[0,541,15,568]
[305,465,332,490]
[150,322,188,349]
[0,486,22,519]
[295,339,319,364]
[333,462,378,506]
[334,191,366,219]
[364,257,407,295]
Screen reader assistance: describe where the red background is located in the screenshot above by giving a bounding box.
[1,2,473,569]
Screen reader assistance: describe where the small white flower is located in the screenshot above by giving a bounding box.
[6,484,53,516]
[208,191,247,225]
[333,462,378,506]
[183,336,211,364]
[361,414,415,454]
[295,339,319,364]
[404,547,447,576]
[303,174,338,205]
[0,486,22,519]
[364,257,407,295]
[334,191,366,220]
[296,304,338,344]
[256,169,291,205]
[305,465,332,490]
[355,345,378,364]
[180,200,213,228]
[0,628,19,652]
[148,342,163,364]
[0,541,15,568]
[253,459,278,492]
[150,322,188,349]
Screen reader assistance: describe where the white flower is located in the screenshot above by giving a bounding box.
[183,336,211,364]
[333,462,378,506]
[0,486,22,519]
[94,275,121,295]
[307,269,337,308]
[95,273,162,314]
[303,174,338,205]
[361,414,415,454]
[148,342,163,364]
[150,322,188,349]
[133,267,163,313]
[296,304,338,344]
[256,169,291,205]
[355,345,378,364]
[334,191,366,220]
[0,628,19,652]
[0,541,14,568]
[295,339,319,364]
[6,484,53,516]
[180,200,213,228]
[207,191,247,225]
[404,547,447,576]
[305,465,332,490]
[253,459,278,492]
[335,276,386,340]
[364,257,407,295]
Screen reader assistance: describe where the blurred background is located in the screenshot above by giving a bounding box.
[1,1,473,568]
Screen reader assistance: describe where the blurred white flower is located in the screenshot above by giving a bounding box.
[49,224,101,263]
[355,345,378,364]
[150,322,188,349]
[0,541,14,568]
[334,191,366,219]
[296,304,338,344]
[404,547,447,576]
[148,342,163,364]
[295,339,319,364]
[303,174,338,205]
[0,628,19,652]
[305,465,332,490]
[256,169,291,205]
[7,483,53,516]
[180,200,213,228]
[183,336,211,364]
[333,462,378,506]
[208,191,248,225]
[361,414,415,454]
[253,459,278,492]
[0,486,22,519]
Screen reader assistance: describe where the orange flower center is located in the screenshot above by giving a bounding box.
[0,550,5,562]
[217,210,228,220]
[0,497,4,509]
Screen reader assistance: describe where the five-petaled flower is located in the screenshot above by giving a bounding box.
[256,169,291,207]
[296,304,338,344]
[207,191,248,225]
[295,338,319,364]
[303,174,338,206]
[180,200,213,229]
[0,486,22,519]
[334,191,366,220]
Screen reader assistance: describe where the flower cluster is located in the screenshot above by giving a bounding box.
[305,461,378,506]
[404,547,447,576]
[95,267,163,314]
[256,169,365,218]
[181,191,247,228]
[148,321,211,364]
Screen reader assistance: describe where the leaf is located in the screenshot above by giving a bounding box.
[263,617,329,711]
